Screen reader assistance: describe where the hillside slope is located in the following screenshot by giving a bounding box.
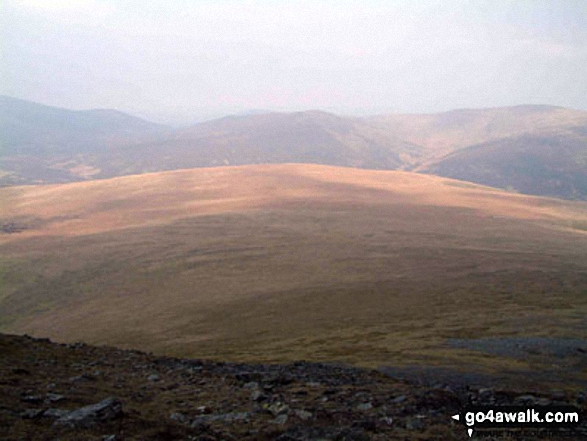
[424,133,587,200]
[0,95,168,184]
[367,105,587,163]
[1,164,586,384]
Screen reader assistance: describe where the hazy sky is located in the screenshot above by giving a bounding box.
[1,0,586,124]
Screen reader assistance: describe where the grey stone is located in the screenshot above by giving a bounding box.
[54,397,122,428]
[380,416,393,426]
[191,411,250,426]
[43,408,70,419]
[243,381,259,389]
[250,390,265,401]
[268,402,289,416]
[68,374,95,383]
[170,412,188,424]
[147,374,160,382]
[356,402,373,411]
[294,409,312,421]
[20,409,44,419]
[272,414,288,425]
[45,393,65,403]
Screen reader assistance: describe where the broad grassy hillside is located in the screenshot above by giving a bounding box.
[1,164,586,384]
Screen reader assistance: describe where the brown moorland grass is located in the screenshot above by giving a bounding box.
[0,164,586,385]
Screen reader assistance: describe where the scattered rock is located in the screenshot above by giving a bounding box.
[147,374,160,382]
[250,390,265,401]
[380,416,393,426]
[191,411,250,426]
[243,381,259,389]
[268,402,289,416]
[477,388,494,403]
[1,332,581,440]
[170,412,189,424]
[45,393,65,403]
[42,408,70,419]
[272,414,288,425]
[54,397,123,428]
[20,408,44,419]
[68,374,96,383]
[356,402,373,411]
[294,409,312,421]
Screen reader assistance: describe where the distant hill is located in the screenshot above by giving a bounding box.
[1,96,586,200]
[423,133,587,200]
[370,105,587,200]
[0,95,167,156]
[0,95,167,184]
[367,105,587,157]
[94,110,421,178]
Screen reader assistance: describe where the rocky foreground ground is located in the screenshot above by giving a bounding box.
[1,333,585,440]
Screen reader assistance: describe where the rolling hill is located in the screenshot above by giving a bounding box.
[367,105,587,162]
[1,164,586,385]
[424,133,587,199]
[0,95,168,184]
[91,110,421,178]
[1,96,587,200]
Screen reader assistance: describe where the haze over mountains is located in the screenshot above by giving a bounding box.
[2,93,587,397]
[1,95,587,200]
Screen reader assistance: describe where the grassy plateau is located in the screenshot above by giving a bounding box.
[1,164,586,389]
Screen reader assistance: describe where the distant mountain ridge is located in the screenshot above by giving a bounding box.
[1,95,586,200]
[0,95,168,156]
